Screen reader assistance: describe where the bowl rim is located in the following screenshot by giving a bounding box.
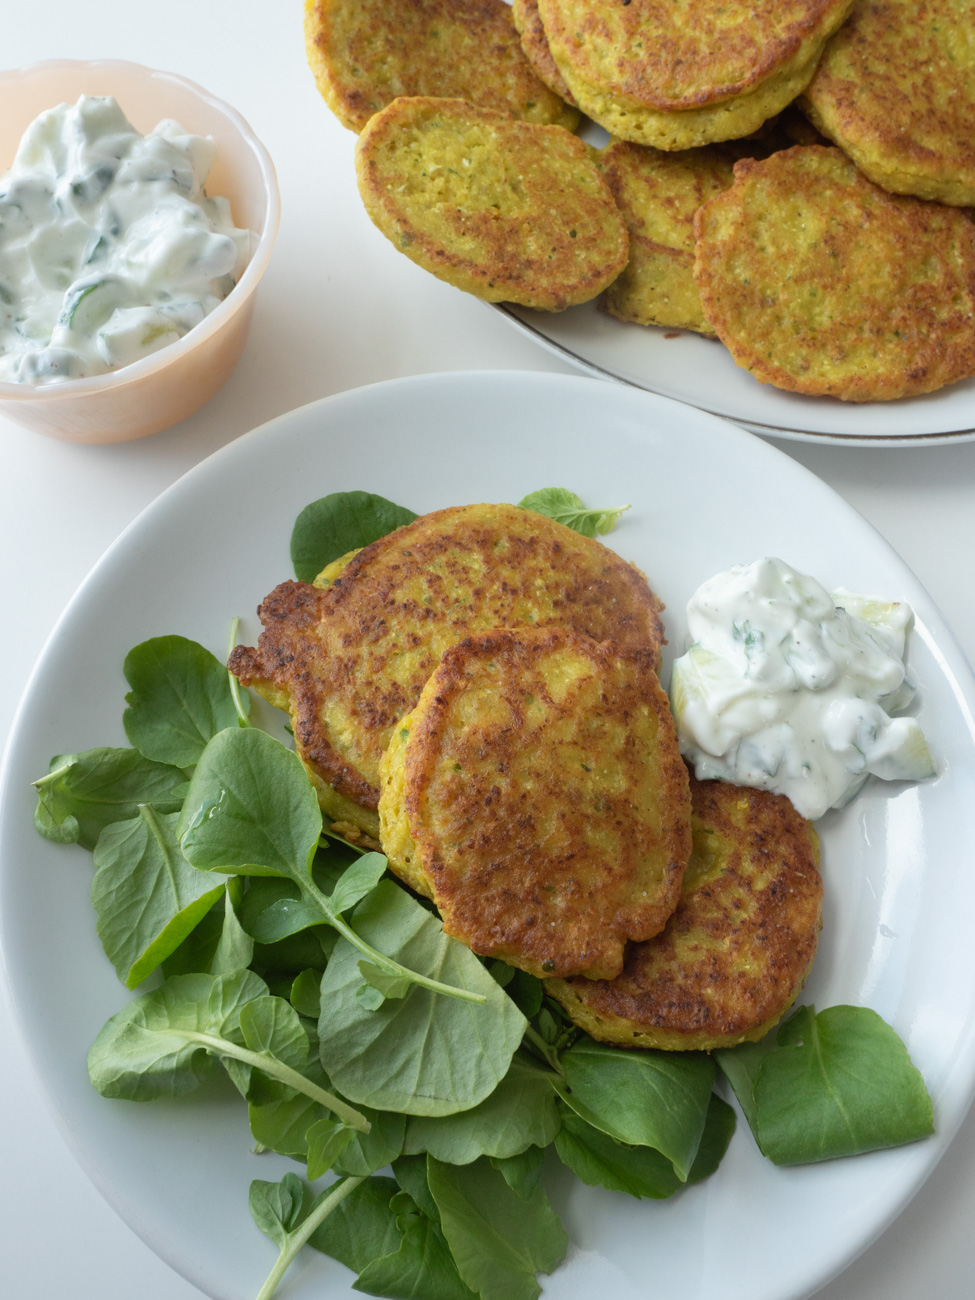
[0,57,282,403]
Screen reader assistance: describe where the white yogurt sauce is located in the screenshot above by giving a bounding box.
[669,557,935,819]
[0,94,250,384]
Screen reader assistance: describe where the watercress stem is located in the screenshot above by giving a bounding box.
[296,875,487,1005]
[523,1025,564,1076]
[185,1031,370,1132]
[254,1175,366,1300]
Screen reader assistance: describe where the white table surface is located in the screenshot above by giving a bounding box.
[3,4,975,1298]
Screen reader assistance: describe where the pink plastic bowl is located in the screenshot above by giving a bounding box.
[0,60,280,444]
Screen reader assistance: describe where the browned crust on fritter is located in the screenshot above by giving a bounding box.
[304,0,578,133]
[550,776,823,1050]
[693,145,975,401]
[512,0,578,107]
[354,97,628,312]
[229,504,666,812]
[535,0,854,111]
[403,627,691,979]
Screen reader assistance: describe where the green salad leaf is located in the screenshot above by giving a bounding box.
[33,747,186,849]
[427,1155,568,1300]
[250,1172,367,1300]
[123,635,245,767]
[555,1038,715,1180]
[318,881,526,1116]
[291,491,418,583]
[87,969,368,1131]
[717,1004,935,1165]
[554,1093,735,1199]
[403,1053,560,1165]
[517,488,630,538]
[91,807,226,988]
[306,1175,402,1275]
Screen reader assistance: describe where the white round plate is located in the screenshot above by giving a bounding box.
[494,303,975,448]
[2,371,975,1300]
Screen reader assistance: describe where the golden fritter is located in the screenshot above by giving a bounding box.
[378,627,691,981]
[229,504,665,840]
[550,776,823,1051]
[304,0,579,134]
[600,140,736,334]
[802,0,975,207]
[693,146,975,401]
[511,0,578,108]
[535,0,854,148]
[354,97,628,311]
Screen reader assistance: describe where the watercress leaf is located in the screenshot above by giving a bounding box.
[307,1118,358,1180]
[329,853,389,914]
[357,981,387,1011]
[209,883,256,975]
[358,961,413,1002]
[318,881,526,1116]
[506,970,544,1020]
[178,727,322,879]
[33,797,79,844]
[714,1035,780,1133]
[353,1208,477,1300]
[555,1039,714,1180]
[490,1147,546,1201]
[250,1171,309,1249]
[752,1005,935,1165]
[427,1155,568,1300]
[87,969,267,1101]
[403,1054,560,1164]
[91,807,227,989]
[392,1155,440,1224]
[554,1093,733,1199]
[291,491,417,583]
[334,1106,407,1177]
[308,1175,402,1274]
[292,968,324,1020]
[123,635,243,768]
[516,488,630,539]
[247,1053,334,1157]
[33,748,187,849]
[239,995,310,1072]
[251,897,325,942]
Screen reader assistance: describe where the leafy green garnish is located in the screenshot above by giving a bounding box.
[123,635,245,767]
[33,747,186,849]
[555,1038,715,1181]
[318,881,526,1116]
[87,969,369,1132]
[91,807,227,988]
[250,1171,367,1300]
[290,491,418,583]
[717,1004,935,1164]
[427,1155,568,1300]
[554,1094,735,1199]
[402,1053,560,1164]
[517,488,630,538]
[178,727,485,1005]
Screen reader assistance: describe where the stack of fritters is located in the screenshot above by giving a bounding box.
[232,502,823,1049]
[531,0,855,149]
[307,0,975,403]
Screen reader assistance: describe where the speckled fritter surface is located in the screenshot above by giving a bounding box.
[512,0,578,108]
[549,776,822,1051]
[304,0,579,133]
[801,0,975,206]
[378,627,691,980]
[228,504,665,837]
[693,145,975,401]
[601,140,736,333]
[534,0,853,147]
[354,97,628,310]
